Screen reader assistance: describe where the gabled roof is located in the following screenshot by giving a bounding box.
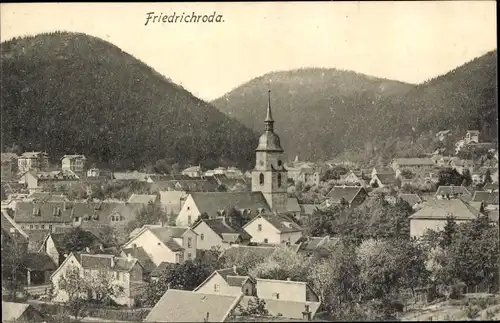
[22,252,57,271]
[374,173,397,184]
[409,199,481,220]
[2,302,40,322]
[435,185,472,197]
[20,152,47,158]
[244,213,303,233]
[128,224,163,239]
[326,186,367,204]
[193,218,252,242]
[26,192,69,203]
[34,170,80,181]
[398,193,423,206]
[121,247,156,272]
[127,194,157,204]
[79,253,140,272]
[144,289,242,322]
[296,236,340,253]
[183,166,201,172]
[112,171,148,181]
[125,226,190,252]
[237,296,321,321]
[189,192,271,219]
[394,158,435,166]
[472,191,499,204]
[27,230,51,252]
[194,267,254,291]
[1,210,28,240]
[62,154,86,160]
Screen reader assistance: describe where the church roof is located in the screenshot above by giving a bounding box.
[256,132,284,152]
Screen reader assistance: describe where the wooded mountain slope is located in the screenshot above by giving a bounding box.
[212,50,497,161]
[1,32,258,170]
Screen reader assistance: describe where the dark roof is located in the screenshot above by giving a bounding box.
[144,289,241,322]
[398,194,423,206]
[79,253,139,272]
[409,199,481,220]
[435,186,471,197]
[196,218,252,242]
[1,210,28,241]
[472,191,499,204]
[394,158,435,166]
[327,186,367,203]
[127,194,157,204]
[22,252,57,271]
[237,296,321,320]
[259,214,303,233]
[190,192,271,219]
[27,230,51,252]
[121,247,156,272]
[374,173,397,184]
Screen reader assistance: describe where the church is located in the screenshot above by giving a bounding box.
[175,91,303,243]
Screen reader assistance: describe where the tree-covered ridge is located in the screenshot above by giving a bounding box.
[212,50,497,162]
[1,31,258,170]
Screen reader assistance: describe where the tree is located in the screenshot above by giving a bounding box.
[95,225,121,248]
[440,216,458,249]
[126,202,168,233]
[57,266,89,320]
[437,168,463,186]
[1,234,27,301]
[249,246,311,282]
[461,168,472,187]
[60,228,98,253]
[87,270,125,305]
[216,184,228,192]
[483,169,493,185]
[144,260,212,306]
[235,296,269,316]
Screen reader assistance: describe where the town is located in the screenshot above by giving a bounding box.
[1,2,498,323]
[1,90,499,322]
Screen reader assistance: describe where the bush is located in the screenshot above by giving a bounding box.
[84,308,150,321]
[464,304,481,319]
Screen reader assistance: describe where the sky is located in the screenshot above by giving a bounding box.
[1,1,497,101]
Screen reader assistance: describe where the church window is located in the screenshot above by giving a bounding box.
[259,173,264,185]
[277,160,282,166]
[277,173,282,187]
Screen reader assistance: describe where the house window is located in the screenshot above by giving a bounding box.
[41,224,45,229]
[277,160,282,167]
[49,224,53,231]
[214,284,220,292]
[176,253,181,263]
[264,238,268,243]
[200,234,204,241]
[259,173,264,185]
[188,216,192,225]
[187,206,190,210]
[258,224,262,232]
[244,288,250,296]
[187,237,192,248]
[29,225,33,230]
[187,253,192,260]
[274,293,280,299]
[277,173,282,187]
[35,225,39,230]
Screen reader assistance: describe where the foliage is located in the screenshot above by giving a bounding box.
[126,202,168,234]
[59,228,98,253]
[235,296,270,316]
[57,266,89,319]
[1,32,258,170]
[144,259,212,306]
[437,168,465,186]
[86,270,125,305]
[249,246,311,282]
[1,234,27,301]
[461,168,473,187]
[483,169,493,184]
[216,184,228,192]
[95,225,122,247]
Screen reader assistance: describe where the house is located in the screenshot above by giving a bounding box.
[2,301,46,323]
[51,252,145,307]
[193,266,256,296]
[218,244,279,264]
[338,170,369,187]
[13,201,74,232]
[287,197,301,218]
[191,217,252,250]
[61,154,86,174]
[182,165,202,178]
[297,167,320,186]
[464,130,480,144]
[370,172,398,188]
[127,194,157,205]
[326,186,368,208]
[175,192,271,227]
[243,213,303,245]
[1,209,29,249]
[87,168,100,178]
[435,185,472,200]
[398,193,423,209]
[122,226,197,266]
[225,167,245,179]
[19,170,81,193]
[144,289,243,322]
[391,158,435,172]
[237,278,321,320]
[38,231,100,266]
[450,159,474,175]
[1,153,19,181]
[409,199,482,238]
[295,236,340,258]
[26,192,69,203]
[471,191,499,210]
[112,171,149,182]
[22,252,58,286]
[121,246,156,279]
[159,190,188,217]
[17,152,49,173]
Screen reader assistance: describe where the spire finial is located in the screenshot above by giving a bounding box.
[265,89,274,131]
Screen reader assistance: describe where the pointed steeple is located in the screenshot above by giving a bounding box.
[265,89,274,132]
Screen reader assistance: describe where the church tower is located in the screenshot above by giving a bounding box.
[252,90,288,213]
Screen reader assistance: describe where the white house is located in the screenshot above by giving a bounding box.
[122,226,197,266]
[193,267,256,296]
[243,213,303,245]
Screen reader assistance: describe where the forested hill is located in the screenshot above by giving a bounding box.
[1,31,258,170]
[211,68,415,161]
[212,50,497,161]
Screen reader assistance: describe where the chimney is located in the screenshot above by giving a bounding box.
[99,244,104,251]
[85,247,90,253]
[32,207,37,216]
[286,277,291,281]
[232,265,237,274]
[302,304,312,321]
[110,256,115,268]
[63,201,67,211]
[127,252,133,262]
